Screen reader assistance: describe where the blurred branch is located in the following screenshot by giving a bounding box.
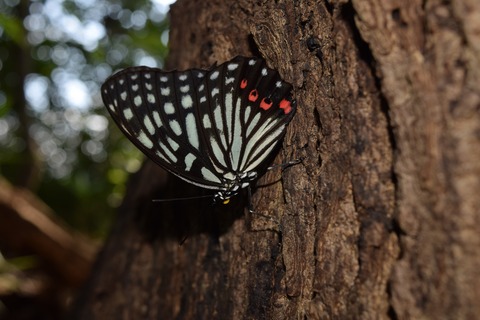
[0,176,98,287]
[10,0,43,189]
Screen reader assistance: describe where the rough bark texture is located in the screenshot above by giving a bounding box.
[73,0,480,319]
[353,1,480,318]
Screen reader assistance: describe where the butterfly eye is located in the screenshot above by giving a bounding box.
[101,56,296,209]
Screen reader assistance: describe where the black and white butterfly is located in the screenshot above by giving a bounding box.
[101,56,296,206]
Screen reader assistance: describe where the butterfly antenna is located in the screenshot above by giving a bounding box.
[152,194,215,203]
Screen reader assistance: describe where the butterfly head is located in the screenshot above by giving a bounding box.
[212,189,238,205]
[212,171,259,205]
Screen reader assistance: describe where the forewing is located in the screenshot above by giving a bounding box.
[101,57,296,191]
[101,67,226,190]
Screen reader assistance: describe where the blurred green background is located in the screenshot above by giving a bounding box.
[0,0,173,318]
[0,0,172,238]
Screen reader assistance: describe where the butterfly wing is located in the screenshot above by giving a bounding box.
[102,66,226,190]
[197,56,296,177]
[101,56,296,191]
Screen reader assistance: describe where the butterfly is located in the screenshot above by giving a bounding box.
[101,56,296,207]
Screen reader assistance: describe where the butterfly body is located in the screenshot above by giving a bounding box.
[102,56,296,202]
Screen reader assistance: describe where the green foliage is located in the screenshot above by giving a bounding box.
[0,0,170,238]
[0,12,25,47]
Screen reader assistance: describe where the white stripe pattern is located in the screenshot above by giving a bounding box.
[230,97,243,170]
[101,56,296,203]
[185,113,199,149]
[184,153,196,171]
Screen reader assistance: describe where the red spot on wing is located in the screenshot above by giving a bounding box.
[248,89,258,102]
[279,99,292,114]
[240,79,248,89]
[260,98,273,110]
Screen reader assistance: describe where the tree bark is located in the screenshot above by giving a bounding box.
[353,1,480,318]
[73,0,480,319]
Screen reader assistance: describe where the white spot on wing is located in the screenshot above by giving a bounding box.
[246,113,260,137]
[200,96,207,103]
[180,85,190,93]
[164,102,175,114]
[184,153,196,171]
[147,93,156,103]
[248,59,256,65]
[179,74,187,81]
[213,106,224,132]
[261,68,268,76]
[137,131,153,148]
[181,95,193,109]
[159,143,177,163]
[153,111,162,127]
[227,63,239,71]
[123,108,133,120]
[199,84,204,91]
[214,106,227,148]
[225,77,234,85]
[201,167,221,183]
[167,137,179,151]
[155,150,170,164]
[185,113,199,149]
[144,116,155,134]
[161,87,170,96]
[132,84,139,91]
[170,120,182,136]
[223,172,235,180]
[160,76,168,82]
[241,119,284,171]
[146,83,152,90]
[120,123,128,132]
[121,92,127,101]
[230,97,242,170]
[203,114,211,128]
[134,96,142,106]
[243,127,284,172]
[210,71,219,80]
[210,137,227,167]
[225,92,233,143]
[244,106,251,121]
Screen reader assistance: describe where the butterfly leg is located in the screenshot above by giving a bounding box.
[266,157,304,172]
[247,184,254,213]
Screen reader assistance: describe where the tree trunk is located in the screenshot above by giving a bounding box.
[72,0,480,319]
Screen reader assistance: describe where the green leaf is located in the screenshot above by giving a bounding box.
[0,13,25,48]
